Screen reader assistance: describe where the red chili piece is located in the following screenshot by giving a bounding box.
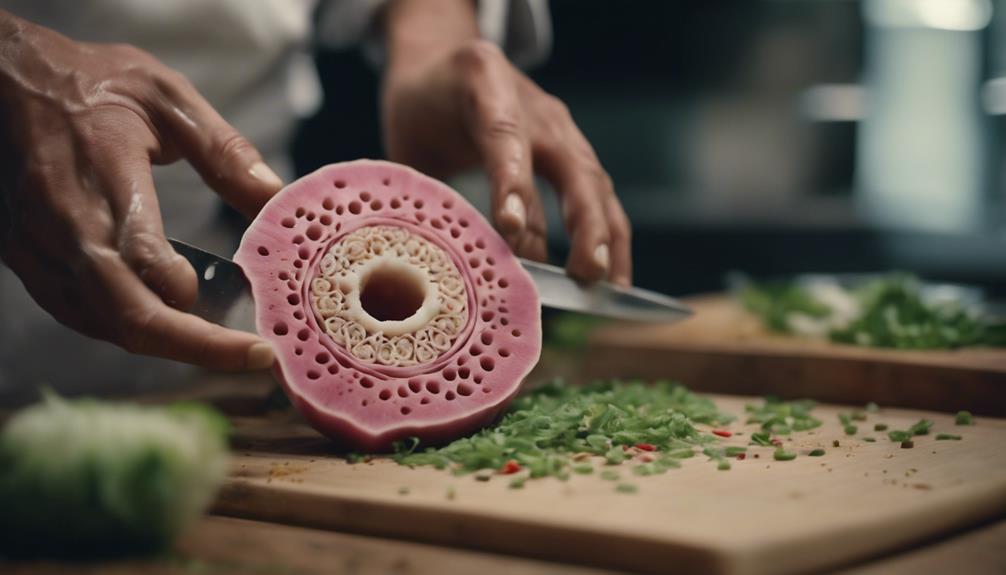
[770,438,783,447]
[736,453,746,461]
[712,429,733,438]
[635,443,657,452]
[500,460,521,475]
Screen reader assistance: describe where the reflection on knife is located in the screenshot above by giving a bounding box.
[167,238,691,332]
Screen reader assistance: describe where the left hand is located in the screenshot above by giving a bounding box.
[382,31,631,286]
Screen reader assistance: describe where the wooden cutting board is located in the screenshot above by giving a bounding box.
[215,396,1006,575]
[583,295,1006,416]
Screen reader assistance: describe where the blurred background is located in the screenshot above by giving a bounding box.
[297,0,1006,297]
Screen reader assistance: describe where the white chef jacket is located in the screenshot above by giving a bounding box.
[0,0,550,401]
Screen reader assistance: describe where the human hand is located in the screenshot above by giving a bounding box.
[381,3,632,286]
[0,11,283,369]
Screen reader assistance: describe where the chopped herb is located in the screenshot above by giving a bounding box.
[900,440,914,449]
[888,430,912,442]
[908,419,934,436]
[863,437,876,442]
[615,483,638,494]
[751,431,773,446]
[717,460,731,471]
[509,477,526,489]
[391,379,734,484]
[851,411,868,422]
[572,464,594,475]
[600,470,620,481]
[955,411,974,426]
[724,446,747,457]
[935,433,962,441]
[866,402,880,413]
[745,397,821,437]
[773,449,797,461]
[874,423,888,431]
[808,448,826,456]
[844,425,858,436]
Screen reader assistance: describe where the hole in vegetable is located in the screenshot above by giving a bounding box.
[273,322,289,336]
[327,364,339,374]
[408,379,422,393]
[480,357,495,371]
[426,381,440,394]
[512,329,522,338]
[288,293,301,306]
[360,191,372,202]
[306,224,322,241]
[382,178,391,186]
[443,368,457,381]
[391,198,401,209]
[431,219,444,230]
[322,197,334,210]
[458,367,471,379]
[297,328,310,341]
[320,214,332,226]
[401,406,412,415]
[315,352,330,364]
[307,370,320,380]
[348,201,362,214]
[359,260,427,322]
[397,386,409,398]
[298,247,310,260]
[334,180,346,188]
[379,389,392,401]
[258,246,269,256]
[482,310,495,322]
[281,217,295,228]
[458,384,473,396]
[475,238,486,249]
[360,377,375,388]
[296,207,306,218]
[293,235,305,245]
[445,391,456,401]
[498,348,510,357]
[293,310,304,320]
[370,200,382,211]
[480,332,493,345]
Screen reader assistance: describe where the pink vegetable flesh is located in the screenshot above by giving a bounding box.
[234,160,542,451]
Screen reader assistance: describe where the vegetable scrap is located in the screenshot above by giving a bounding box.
[745,397,822,436]
[955,411,974,426]
[740,273,1006,349]
[0,393,229,559]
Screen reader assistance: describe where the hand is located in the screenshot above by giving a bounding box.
[0,12,283,370]
[380,3,632,286]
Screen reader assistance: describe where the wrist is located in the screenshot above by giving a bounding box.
[384,0,478,80]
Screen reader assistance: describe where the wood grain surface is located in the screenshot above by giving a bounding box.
[213,396,1006,575]
[583,295,1006,416]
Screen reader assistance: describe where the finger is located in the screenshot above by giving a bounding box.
[93,146,198,310]
[535,144,612,282]
[457,42,537,239]
[81,248,274,370]
[502,193,548,262]
[2,245,98,339]
[150,71,283,218]
[605,194,633,287]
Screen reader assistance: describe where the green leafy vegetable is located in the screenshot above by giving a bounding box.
[773,449,797,461]
[742,274,1006,350]
[935,433,962,441]
[808,448,826,456]
[955,411,974,426]
[0,393,229,559]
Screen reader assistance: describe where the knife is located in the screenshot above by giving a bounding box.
[168,238,691,330]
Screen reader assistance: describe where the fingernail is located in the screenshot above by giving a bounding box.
[249,162,283,188]
[246,342,275,370]
[503,194,526,229]
[593,244,610,272]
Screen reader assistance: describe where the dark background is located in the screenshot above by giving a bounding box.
[293,0,1006,298]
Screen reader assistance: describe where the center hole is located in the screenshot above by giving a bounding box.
[360,261,426,322]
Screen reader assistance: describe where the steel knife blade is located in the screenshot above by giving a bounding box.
[168,238,692,331]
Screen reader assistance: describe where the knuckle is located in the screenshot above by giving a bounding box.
[454,39,504,72]
[213,130,254,167]
[120,231,170,277]
[116,305,156,354]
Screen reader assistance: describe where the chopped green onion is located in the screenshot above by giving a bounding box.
[874,423,888,431]
[866,402,880,413]
[955,411,973,426]
[717,460,731,471]
[773,449,797,461]
[900,440,914,449]
[935,433,962,441]
[863,437,876,442]
[888,430,912,442]
[600,470,620,481]
[844,425,858,436]
[808,448,826,456]
[724,446,747,457]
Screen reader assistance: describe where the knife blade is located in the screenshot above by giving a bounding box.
[168,238,691,330]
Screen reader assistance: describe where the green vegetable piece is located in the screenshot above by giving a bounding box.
[0,393,229,559]
[955,411,973,426]
[838,413,851,426]
[615,483,638,494]
[935,433,962,441]
[773,449,797,461]
[750,431,773,446]
[808,448,826,456]
[863,437,876,442]
[909,419,933,436]
[509,477,526,489]
[600,470,620,481]
[888,430,912,442]
[717,460,731,471]
[844,425,858,436]
[572,464,594,475]
[604,446,627,465]
[874,423,888,431]
[724,446,747,457]
[851,411,867,421]
[866,402,880,413]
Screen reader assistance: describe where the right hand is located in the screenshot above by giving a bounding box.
[0,11,283,370]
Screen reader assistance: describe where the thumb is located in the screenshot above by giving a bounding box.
[154,77,283,218]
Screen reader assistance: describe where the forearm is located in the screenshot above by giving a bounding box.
[383,0,478,78]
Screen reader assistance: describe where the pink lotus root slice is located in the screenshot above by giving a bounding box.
[234,160,542,451]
